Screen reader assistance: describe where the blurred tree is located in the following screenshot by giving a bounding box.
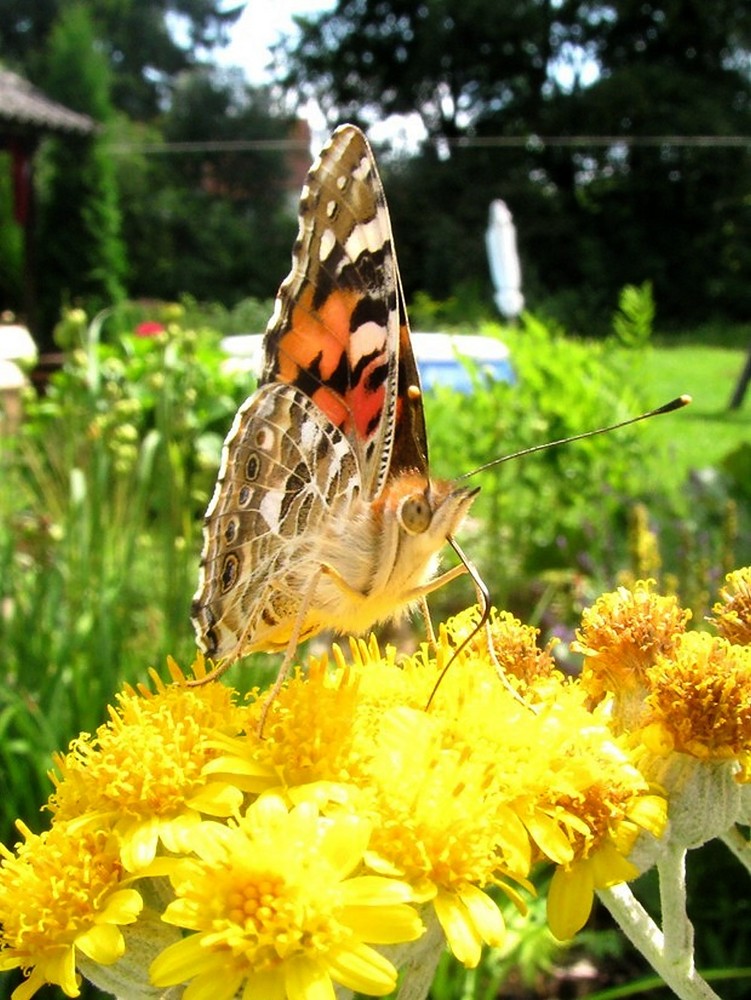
[530,0,751,323]
[278,0,751,328]
[276,0,580,138]
[115,69,298,304]
[0,0,242,119]
[35,4,127,335]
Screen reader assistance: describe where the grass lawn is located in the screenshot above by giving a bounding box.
[639,343,751,487]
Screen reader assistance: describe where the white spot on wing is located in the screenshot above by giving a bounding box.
[267,296,282,330]
[300,418,320,453]
[319,227,337,262]
[259,489,284,532]
[255,426,274,451]
[350,321,387,361]
[352,155,372,183]
[344,213,389,262]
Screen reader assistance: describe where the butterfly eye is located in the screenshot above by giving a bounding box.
[399,493,433,535]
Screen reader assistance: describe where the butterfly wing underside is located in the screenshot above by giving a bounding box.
[192,124,428,661]
[262,124,429,497]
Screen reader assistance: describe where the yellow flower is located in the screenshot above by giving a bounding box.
[523,692,668,941]
[445,606,559,689]
[359,705,523,967]
[626,501,662,580]
[218,623,664,964]
[642,631,751,762]
[0,820,142,999]
[574,580,691,707]
[149,794,423,1000]
[50,655,246,871]
[709,566,751,645]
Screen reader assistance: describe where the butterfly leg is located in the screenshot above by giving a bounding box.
[257,567,322,737]
[319,561,468,612]
[420,596,437,647]
[401,562,468,604]
[186,658,233,686]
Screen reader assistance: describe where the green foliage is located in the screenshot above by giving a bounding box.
[277,0,572,137]
[0,158,23,312]
[424,313,653,615]
[35,5,127,334]
[409,284,495,330]
[113,71,297,308]
[611,282,654,349]
[0,305,251,841]
[421,307,749,635]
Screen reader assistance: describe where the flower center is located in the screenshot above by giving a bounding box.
[206,866,341,969]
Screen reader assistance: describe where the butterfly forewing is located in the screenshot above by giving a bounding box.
[262,125,428,499]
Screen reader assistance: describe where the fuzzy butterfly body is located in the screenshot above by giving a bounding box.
[192,125,478,666]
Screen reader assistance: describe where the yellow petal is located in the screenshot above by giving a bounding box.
[627,794,668,839]
[185,782,245,817]
[342,903,423,944]
[11,966,53,1000]
[457,883,505,948]
[324,943,398,995]
[40,945,80,997]
[242,969,286,1000]
[285,956,336,1000]
[590,840,639,889]
[494,806,532,874]
[319,814,371,879]
[547,862,594,940]
[433,890,483,968]
[75,923,124,965]
[150,934,221,986]
[524,811,575,865]
[339,875,414,907]
[96,888,143,926]
[120,818,159,871]
[185,970,246,1000]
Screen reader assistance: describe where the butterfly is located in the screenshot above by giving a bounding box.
[191,124,480,678]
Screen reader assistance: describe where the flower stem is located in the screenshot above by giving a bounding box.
[659,845,694,976]
[598,879,721,1000]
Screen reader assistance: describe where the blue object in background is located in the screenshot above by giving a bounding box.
[410,333,515,393]
[220,331,514,395]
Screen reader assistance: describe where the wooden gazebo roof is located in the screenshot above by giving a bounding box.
[0,69,94,137]
[0,70,96,343]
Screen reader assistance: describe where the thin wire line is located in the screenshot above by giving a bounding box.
[103,134,751,155]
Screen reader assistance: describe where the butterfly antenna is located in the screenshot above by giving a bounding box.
[457,394,691,480]
[425,535,490,709]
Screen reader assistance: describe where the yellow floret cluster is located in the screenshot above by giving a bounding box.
[1,569,750,1000]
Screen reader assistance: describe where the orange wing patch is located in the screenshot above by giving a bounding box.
[275,285,389,445]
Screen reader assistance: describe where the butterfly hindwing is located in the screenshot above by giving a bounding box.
[192,382,361,659]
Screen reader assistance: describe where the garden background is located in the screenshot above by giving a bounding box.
[1,1,751,997]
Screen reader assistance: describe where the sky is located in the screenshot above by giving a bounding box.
[218,0,332,84]
[217,0,426,149]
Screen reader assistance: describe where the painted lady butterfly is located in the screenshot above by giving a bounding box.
[191,124,479,677]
